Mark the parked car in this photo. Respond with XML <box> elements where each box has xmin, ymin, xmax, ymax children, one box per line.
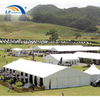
<box><xmin>22</xmin><ymin>83</ymin><xmax>33</xmax><ymax>88</ymax></box>
<box><xmin>91</xmin><ymin>79</ymin><xmax>100</xmax><ymax>87</ymax></box>
<box><xmin>62</xmin><ymin>61</ymin><xmax>72</xmax><ymax>66</ymax></box>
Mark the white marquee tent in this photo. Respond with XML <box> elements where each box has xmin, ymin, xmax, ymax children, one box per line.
<box><xmin>85</xmin><ymin>64</ymin><xmax>100</xmax><ymax>82</ymax></box>
<box><xmin>33</xmin><ymin>45</ymin><xmax>83</xmax><ymax>51</ymax></box>
<box><xmin>79</xmin><ymin>46</ymin><xmax>100</xmax><ymax>51</ymax></box>
<box><xmin>49</xmin><ymin>45</ymin><xmax>83</xmax><ymax>52</ymax></box>
<box><xmin>74</xmin><ymin>52</ymin><xmax>100</xmax><ymax>60</ymax></box>
<box><xmin>33</xmin><ymin>46</ymin><xmax>54</xmax><ymax>50</ymax></box>
<box><xmin>11</xmin><ymin>48</ymin><xmax>29</xmax><ymax>57</ymax></box>
<box><xmin>11</xmin><ymin>48</ymin><xmax>23</xmax><ymax>51</ymax></box>
<box><xmin>33</xmin><ymin>45</ymin><xmax>100</xmax><ymax>52</ymax></box>
<box><xmin>43</xmin><ymin>54</ymin><xmax>79</xmax><ymax>65</ymax></box>
<box><xmin>3</xmin><ymin>59</ymin><xmax>90</xmax><ymax>89</ymax></box>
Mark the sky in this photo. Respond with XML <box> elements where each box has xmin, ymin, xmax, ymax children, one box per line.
<box><xmin>0</xmin><ymin>0</ymin><xmax>100</xmax><ymax>14</ymax></box>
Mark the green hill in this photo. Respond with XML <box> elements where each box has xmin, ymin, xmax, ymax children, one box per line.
<box><xmin>26</xmin><ymin>5</ymin><xmax>100</xmax><ymax>32</ymax></box>
<box><xmin>26</xmin><ymin>4</ymin><xmax>59</xmax><ymax>16</ymax></box>
<box><xmin>0</xmin><ymin>21</ymin><xmax>79</xmax><ymax>40</ymax></box>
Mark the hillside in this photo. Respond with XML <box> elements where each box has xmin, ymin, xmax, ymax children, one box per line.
<box><xmin>0</xmin><ymin>21</ymin><xmax>79</xmax><ymax>40</ymax></box>
<box><xmin>26</xmin><ymin>5</ymin><xmax>100</xmax><ymax>32</ymax></box>
<box><xmin>0</xmin><ymin>21</ymin><xmax>99</xmax><ymax>41</ymax></box>
<box><xmin>26</xmin><ymin>4</ymin><xmax>59</xmax><ymax>16</ymax></box>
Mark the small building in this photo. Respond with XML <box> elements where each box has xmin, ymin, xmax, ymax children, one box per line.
<box><xmin>43</xmin><ymin>54</ymin><xmax>79</xmax><ymax>66</ymax></box>
<box><xmin>3</xmin><ymin>59</ymin><xmax>90</xmax><ymax>89</ymax></box>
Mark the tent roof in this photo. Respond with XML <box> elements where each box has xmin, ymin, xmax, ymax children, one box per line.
<box><xmin>49</xmin><ymin>45</ymin><xmax>83</xmax><ymax>51</ymax></box>
<box><xmin>3</xmin><ymin>59</ymin><xmax>67</xmax><ymax>78</ymax></box>
<box><xmin>24</xmin><ymin>48</ymin><xmax>33</xmax><ymax>51</ymax></box>
<box><xmin>50</xmin><ymin>46</ymin><xmax>100</xmax><ymax>52</ymax></box>
<box><xmin>33</xmin><ymin>46</ymin><xmax>54</xmax><ymax>50</ymax></box>
<box><xmin>33</xmin><ymin>45</ymin><xmax>100</xmax><ymax>52</ymax></box>
<box><xmin>33</xmin><ymin>45</ymin><xmax>83</xmax><ymax>51</ymax></box>
<box><xmin>74</xmin><ymin>52</ymin><xmax>100</xmax><ymax>60</ymax></box>
<box><xmin>12</xmin><ymin>48</ymin><xmax>23</xmax><ymax>51</ymax></box>
<box><xmin>3</xmin><ymin>59</ymin><xmax>89</xmax><ymax>78</ymax></box>
<box><xmin>85</xmin><ymin>64</ymin><xmax>100</xmax><ymax>75</ymax></box>
<box><xmin>79</xmin><ymin>46</ymin><xmax>100</xmax><ymax>51</ymax></box>
<box><xmin>43</xmin><ymin>54</ymin><xmax>79</xmax><ymax>61</ymax></box>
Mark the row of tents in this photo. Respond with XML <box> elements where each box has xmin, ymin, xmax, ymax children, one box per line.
<box><xmin>2</xmin><ymin>59</ymin><xmax>100</xmax><ymax>89</ymax></box>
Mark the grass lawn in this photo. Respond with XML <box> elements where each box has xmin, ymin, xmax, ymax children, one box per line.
<box><xmin>0</xmin><ymin>84</ymin><xmax>100</xmax><ymax>96</ymax></box>
<box><xmin>0</xmin><ymin>44</ymin><xmax>37</xmax><ymax>49</ymax></box>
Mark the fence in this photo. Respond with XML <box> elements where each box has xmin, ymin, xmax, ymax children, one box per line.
<box><xmin>0</xmin><ymin>80</ymin><xmax>45</xmax><ymax>93</ymax></box>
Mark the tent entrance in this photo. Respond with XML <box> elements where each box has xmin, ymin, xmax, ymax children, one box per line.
<box><xmin>40</xmin><ymin>78</ymin><xmax>43</xmax><ymax>87</ymax></box>
<box><xmin>34</xmin><ymin>76</ymin><xmax>37</xmax><ymax>86</ymax></box>
<box><xmin>29</xmin><ymin>74</ymin><xmax>33</xmax><ymax>84</ymax></box>
<box><xmin>49</xmin><ymin>79</ymin><xmax>51</xmax><ymax>89</ymax></box>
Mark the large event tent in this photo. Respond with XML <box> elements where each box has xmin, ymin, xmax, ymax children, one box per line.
<box><xmin>79</xmin><ymin>46</ymin><xmax>100</xmax><ymax>51</ymax></box>
<box><xmin>33</xmin><ymin>45</ymin><xmax>83</xmax><ymax>51</ymax></box>
<box><xmin>74</xmin><ymin>52</ymin><xmax>100</xmax><ymax>59</ymax></box>
<box><xmin>11</xmin><ymin>48</ymin><xmax>29</xmax><ymax>57</ymax></box>
<box><xmin>85</xmin><ymin>64</ymin><xmax>100</xmax><ymax>82</ymax></box>
<box><xmin>49</xmin><ymin>45</ymin><xmax>83</xmax><ymax>52</ymax></box>
<box><xmin>3</xmin><ymin>59</ymin><xmax>90</xmax><ymax>89</ymax></box>
<box><xmin>33</xmin><ymin>46</ymin><xmax>54</xmax><ymax>50</ymax></box>
<box><xmin>43</xmin><ymin>54</ymin><xmax>79</xmax><ymax>65</ymax></box>
<box><xmin>74</xmin><ymin>52</ymin><xmax>100</xmax><ymax>64</ymax></box>
<box><xmin>11</xmin><ymin>48</ymin><xmax>23</xmax><ymax>51</ymax></box>
<box><xmin>33</xmin><ymin>45</ymin><xmax>100</xmax><ymax>52</ymax></box>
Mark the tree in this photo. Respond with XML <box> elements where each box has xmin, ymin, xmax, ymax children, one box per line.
<box><xmin>46</xmin><ymin>29</ymin><xmax>58</xmax><ymax>41</ymax></box>
<box><xmin>84</xmin><ymin>58</ymin><xmax>93</xmax><ymax>67</ymax></box>
<box><xmin>32</xmin><ymin>12</ymin><xmax>45</xmax><ymax>23</ymax></box>
<box><xmin>4</xmin><ymin>14</ymin><xmax>11</xmax><ymax>21</ymax></box>
<box><xmin>19</xmin><ymin>14</ymin><xmax>30</xmax><ymax>21</ymax></box>
<box><xmin>73</xmin><ymin>33</ymin><xmax>81</xmax><ymax>39</ymax></box>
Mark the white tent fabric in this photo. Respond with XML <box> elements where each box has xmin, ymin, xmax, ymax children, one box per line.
<box><xmin>24</xmin><ymin>48</ymin><xmax>33</xmax><ymax>51</ymax></box>
<box><xmin>43</xmin><ymin>54</ymin><xmax>79</xmax><ymax>65</ymax></box>
<box><xmin>3</xmin><ymin>59</ymin><xmax>66</xmax><ymax>78</ymax></box>
<box><xmin>50</xmin><ymin>45</ymin><xmax>83</xmax><ymax>52</ymax></box>
<box><xmin>33</xmin><ymin>45</ymin><xmax>100</xmax><ymax>52</ymax></box>
<box><xmin>33</xmin><ymin>45</ymin><xmax>83</xmax><ymax>51</ymax></box>
<box><xmin>79</xmin><ymin>47</ymin><xmax>100</xmax><ymax>51</ymax></box>
<box><xmin>33</xmin><ymin>46</ymin><xmax>54</xmax><ymax>50</ymax></box>
<box><xmin>84</xmin><ymin>64</ymin><xmax>100</xmax><ymax>82</ymax></box>
<box><xmin>11</xmin><ymin>48</ymin><xmax>23</xmax><ymax>51</ymax></box>
<box><xmin>3</xmin><ymin>59</ymin><xmax>90</xmax><ymax>89</ymax></box>
<box><xmin>74</xmin><ymin>52</ymin><xmax>100</xmax><ymax>60</ymax></box>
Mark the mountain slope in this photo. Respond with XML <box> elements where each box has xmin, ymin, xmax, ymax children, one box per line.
<box><xmin>26</xmin><ymin>4</ymin><xmax>59</xmax><ymax>16</ymax></box>
<box><xmin>0</xmin><ymin>21</ymin><xmax>78</xmax><ymax>40</ymax></box>
<box><xmin>26</xmin><ymin>5</ymin><xmax>100</xmax><ymax>32</ymax></box>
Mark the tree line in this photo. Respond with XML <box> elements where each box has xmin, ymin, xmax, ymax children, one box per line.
<box><xmin>4</xmin><ymin>5</ymin><xmax>100</xmax><ymax>32</ymax></box>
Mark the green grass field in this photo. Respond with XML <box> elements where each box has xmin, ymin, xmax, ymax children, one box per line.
<box><xmin>0</xmin><ymin>84</ymin><xmax>100</xmax><ymax>96</ymax></box>
<box><xmin>0</xmin><ymin>21</ymin><xmax>76</xmax><ymax>40</ymax></box>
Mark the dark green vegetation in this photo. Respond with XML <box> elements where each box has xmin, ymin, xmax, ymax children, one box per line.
<box><xmin>46</xmin><ymin>29</ymin><xmax>58</xmax><ymax>41</ymax></box>
<box><xmin>2</xmin><ymin>4</ymin><xmax>100</xmax><ymax>32</ymax></box>
<box><xmin>27</xmin><ymin>5</ymin><xmax>100</xmax><ymax>32</ymax></box>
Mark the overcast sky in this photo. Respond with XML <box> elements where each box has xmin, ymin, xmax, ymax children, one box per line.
<box><xmin>0</xmin><ymin>0</ymin><xmax>100</xmax><ymax>14</ymax></box>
